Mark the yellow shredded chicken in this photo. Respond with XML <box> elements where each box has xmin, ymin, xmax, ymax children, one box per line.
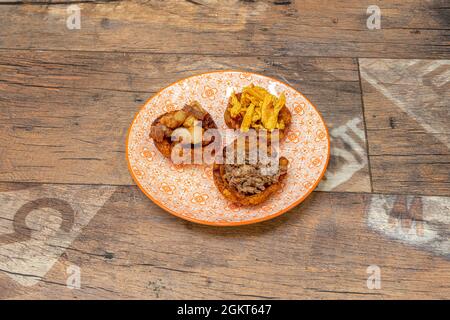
<box><xmin>229</xmin><ymin>93</ymin><xmax>241</xmax><ymax>118</ymax></box>
<box><xmin>230</xmin><ymin>84</ymin><xmax>286</xmax><ymax>132</ymax></box>
<box><xmin>241</xmin><ymin>103</ymin><xmax>255</xmax><ymax>132</ymax></box>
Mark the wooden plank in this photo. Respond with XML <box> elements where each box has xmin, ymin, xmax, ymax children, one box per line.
<box><xmin>0</xmin><ymin>0</ymin><xmax>448</xmax><ymax>58</ymax></box>
<box><xmin>0</xmin><ymin>183</ymin><xmax>448</xmax><ymax>299</ymax></box>
<box><xmin>0</xmin><ymin>50</ymin><xmax>370</xmax><ymax>191</ymax></box>
<box><xmin>4</xmin><ymin>0</ymin><xmax>123</xmax><ymax>2</ymax></box>
<box><xmin>360</xmin><ymin>59</ymin><xmax>450</xmax><ymax>196</ymax></box>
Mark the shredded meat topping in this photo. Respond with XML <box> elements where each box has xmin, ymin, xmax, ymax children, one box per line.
<box><xmin>182</xmin><ymin>102</ymin><xmax>208</xmax><ymax>120</ymax></box>
<box><xmin>223</xmin><ymin>161</ymin><xmax>286</xmax><ymax>195</ymax></box>
<box><xmin>150</xmin><ymin>124</ymin><xmax>172</xmax><ymax>143</ymax></box>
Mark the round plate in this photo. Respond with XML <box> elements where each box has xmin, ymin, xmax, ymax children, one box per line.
<box><xmin>126</xmin><ymin>71</ymin><xmax>330</xmax><ymax>226</ymax></box>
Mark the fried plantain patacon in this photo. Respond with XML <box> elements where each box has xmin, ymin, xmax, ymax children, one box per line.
<box><xmin>150</xmin><ymin>101</ymin><xmax>218</xmax><ymax>160</ymax></box>
<box><xmin>213</xmin><ymin>137</ymin><xmax>289</xmax><ymax>206</ymax></box>
<box><xmin>224</xmin><ymin>84</ymin><xmax>292</xmax><ymax>139</ymax></box>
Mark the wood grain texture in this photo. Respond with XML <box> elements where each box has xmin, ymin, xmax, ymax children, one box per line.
<box><xmin>360</xmin><ymin>59</ymin><xmax>450</xmax><ymax>196</ymax></box>
<box><xmin>0</xmin><ymin>183</ymin><xmax>449</xmax><ymax>299</ymax></box>
<box><xmin>2</xmin><ymin>0</ymin><xmax>124</xmax><ymax>2</ymax></box>
<box><xmin>0</xmin><ymin>50</ymin><xmax>370</xmax><ymax>191</ymax></box>
<box><xmin>0</xmin><ymin>0</ymin><xmax>449</xmax><ymax>301</ymax></box>
<box><xmin>0</xmin><ymin>0</ymin><xmax>448</xmax><ymax>58</ymax></box>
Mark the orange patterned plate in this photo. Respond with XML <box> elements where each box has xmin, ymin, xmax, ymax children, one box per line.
<box><xmin>126</xmin><ymin>71</ymin><xmax>330</xmax><ymax>226</ymax></box>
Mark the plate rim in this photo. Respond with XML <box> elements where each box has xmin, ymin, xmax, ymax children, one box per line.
<box><xmin>125</xmin><ymin>70</ymin><xmax>330</xmax><ymax>226</ymax></box>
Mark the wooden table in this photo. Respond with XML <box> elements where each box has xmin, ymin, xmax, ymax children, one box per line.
<box><xmin>0</xmin><ymin>0</ymin><xmax>449</xmax><ymax>299</ymax></box>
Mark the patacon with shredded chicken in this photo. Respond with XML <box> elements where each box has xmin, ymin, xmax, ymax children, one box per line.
<box><xmin>225</xmin><ymin>84</ymin><xmax>292</xmax><ymax>138</ymax></box>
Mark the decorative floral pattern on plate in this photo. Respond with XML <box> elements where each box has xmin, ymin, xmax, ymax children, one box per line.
<box><xmin>127</xmin><ymin>71</ymin><xmax>329</xmax><ymax>225</ymax></box>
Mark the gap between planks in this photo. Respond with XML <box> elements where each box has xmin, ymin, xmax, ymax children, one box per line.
<box><xmin>0</xmin><ymin>47</ymin><xmax>448</xmax><ymax>60</ymax></box>
<box><xmin>356</xmin><ymin>58</ymin><xmax>374</xmax><ymax>193</ymax></box>
<box><xmin>0</xmin><ymin>180</ymin><xmax>449</xmax><ymax>199</ymax></box>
